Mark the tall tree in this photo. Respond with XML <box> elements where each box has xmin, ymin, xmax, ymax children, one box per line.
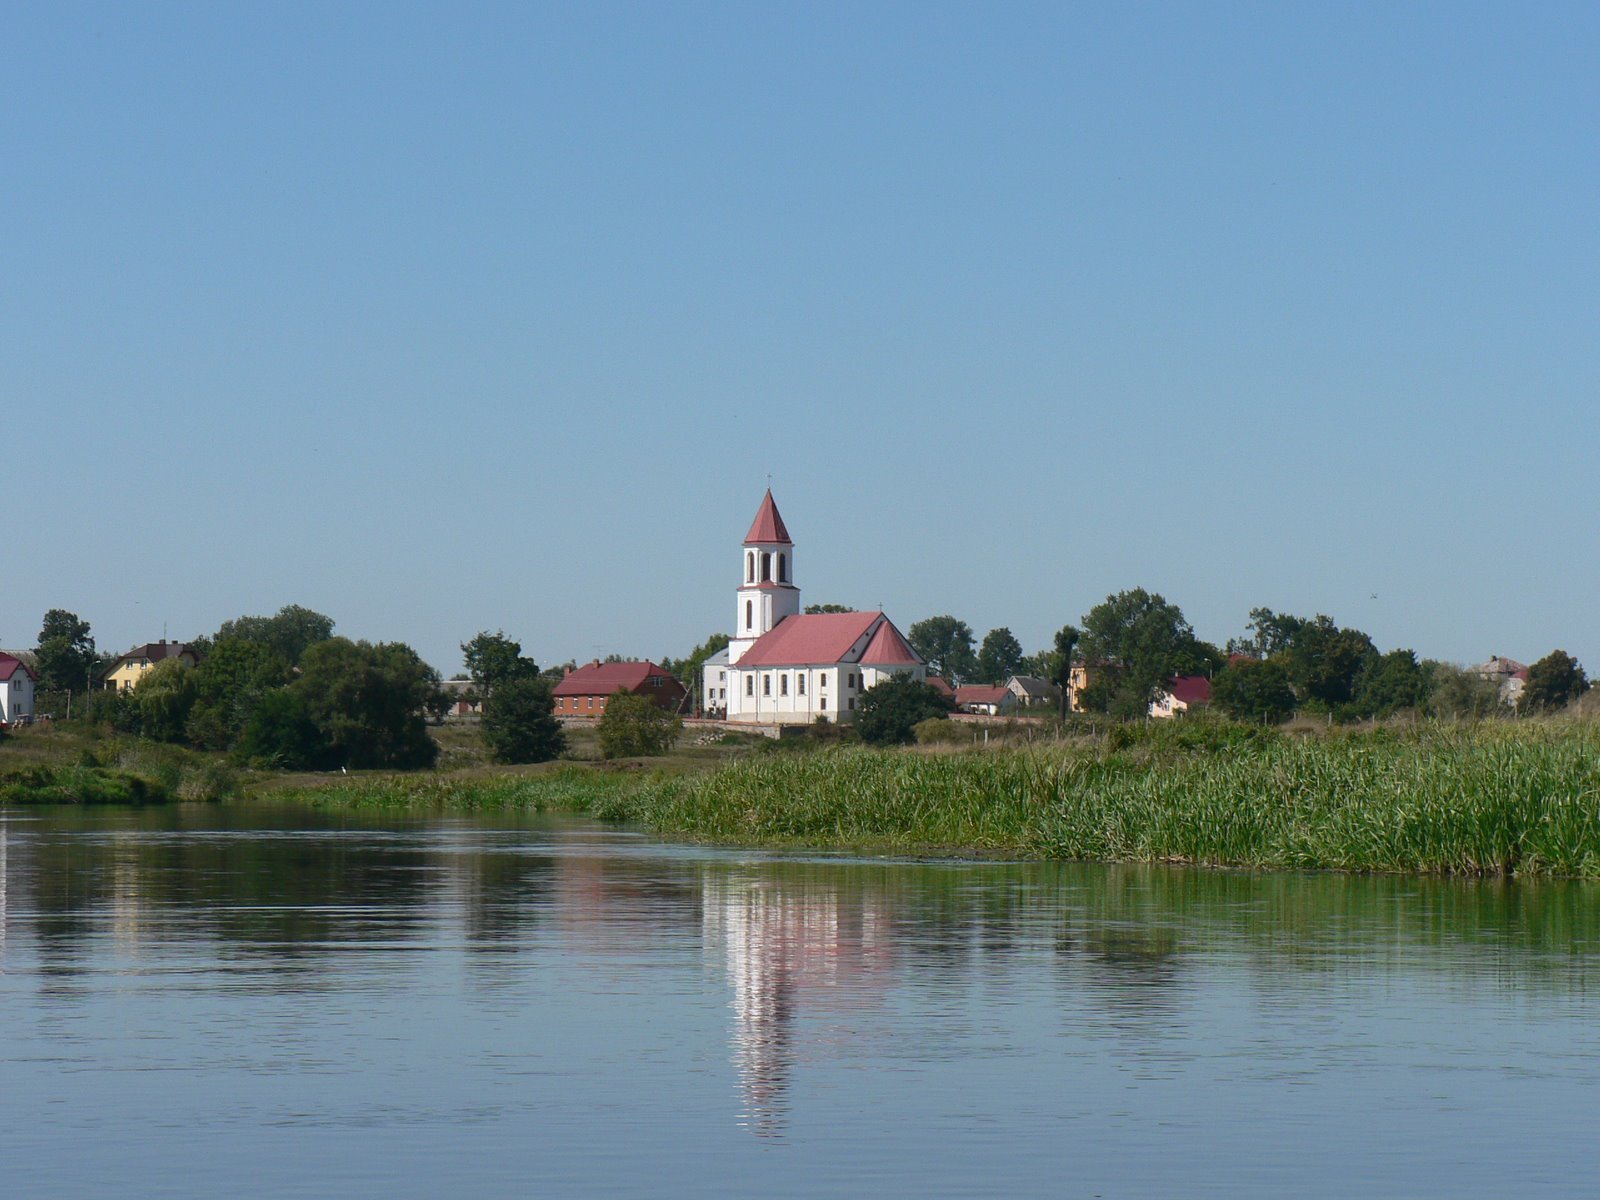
<box><xmin>1352</xmin><ymin>649</ymin><xmax>1432</xmax><ymax>717</ymax></box>
<box><xmin>481</xmin><ymin>677</ymin><xmax>566</xmax><ymax>764</ymax></box>
<box><xmin>184</xmin><ymin>638</ymin><xmax>293</xmax><ymax>749</ymax></box>
<box><xmin>1520</xmin><ymin>651</ymin><xmax>1590</xmax><ymax>714</ymax></box>
<box><xmin>1051</xmin><ymin>625</ymin><xmax>1079</xmax><ymax>718</ymax></box>
<box><xmin>35</xmin><ymin>609</ymin><xmax>97</xmax><ymax>693</ymax></box>
<box><xmin>908</xmin><ymin>616</ymin><xmax>978</xmax><ymax>685</ymax></box>
<box><xmin>1078</xmin><ymin>589</ymin><xmax>1214</xmax><ymax>716</ymax></box>
<box><xmin>1282</xmin><ymin>615</ymin><xmax>1375</xmax><ymax>710</ymax></box>
<box><xmin>460</xmin><ymin>630</ymin><xmax>539</xmax><ymax>699</ymax></box>
<box><xmin>1226</xmin><ymin>608</ymin><xmax>1306</xmax><ymax>660</ymax></box>
<box><xmin>292</xmin><ymin>638</ymin><xmax>444</xmax><ymax>769</ymax></box>
<box><xmin>975</xmin><ymin>627</ymin><xmax>1025</xmax><ymax>685</ymax></box>
<box><xmin>215</xmin><ymin>605</ymin><xmax>334</xmax><ymax>666</ymax></box>
<box><xmin>1211</xmin><ymin>659</ymin><xmax>1297</xmax><ymax>724</ymax></box>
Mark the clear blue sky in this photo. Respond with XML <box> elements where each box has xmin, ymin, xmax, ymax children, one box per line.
<box><xmin>6</xmin><ymin>2</ymin><xmax>1596</xmax><ymax>675</ymax></box>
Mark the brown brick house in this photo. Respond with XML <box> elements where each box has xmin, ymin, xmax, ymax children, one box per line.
<box><xmin>551</xmin><ymin>661</ymin><xmax>687</xmax><ymax>717</ymax></box>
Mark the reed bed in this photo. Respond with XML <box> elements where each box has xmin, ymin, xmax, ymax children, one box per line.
<box><xmin>280</xmin><ymin>721</ymin><xmax>1600</xmax><ymax>878</ymax></box>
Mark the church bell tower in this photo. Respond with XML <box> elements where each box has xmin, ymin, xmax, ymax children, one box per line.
<box><xmin>728</xmin><ymin>489</ymin><xmax>800</xmax><ymax>666</ymax></box>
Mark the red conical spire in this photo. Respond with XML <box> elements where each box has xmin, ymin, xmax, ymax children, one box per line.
<box><xmin>743</xmin><ymin>489</ymin><xmax>793</xmax><ymax>545</ymax></box>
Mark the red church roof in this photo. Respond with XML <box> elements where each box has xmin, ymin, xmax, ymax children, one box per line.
<box><xmin>552</xmin><ymin>660</ymin><xmax>680</xmax><ymax>697</ymax></box>
<box><xmin>736</xmin><ymin>611</ymin><xmax>881</xmax><ymax>668</ymax></box>
<box><xmin>859</xmin><ymin>619</ymin><xmax>922</xmax><ymax>666</ymax></box>
<box><xmin>0</xmin><ymin>652</ymin><xmax>35</xmax><ymax>682</ymax></box>
<box><xmin>743</xmin><ymin>489</ymin><xmax>793</xmax><ymax>546</ymax></box>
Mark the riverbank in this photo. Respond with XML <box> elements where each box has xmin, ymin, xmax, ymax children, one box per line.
<box><xmin>271</xmin><ymin>719</ymin><xmax>1600</xmax><ymax>878</ymax></box>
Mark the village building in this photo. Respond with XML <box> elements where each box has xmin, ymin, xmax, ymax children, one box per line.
<box><xmin>552</xmin><ymin>660</ymin><xmax>687</xmax><ymax>718</ymax></box>
<box><xmin>724</xmin><ymin>491</ymin><xmax>924</xmax><ymax>724</ymax></box>
<box><xmin>953</xmin><ymin>684</ymin><xmax>1014</xmax><ymax>716</ymax></box>
<box><xmin>0</xmin><ymin>652</ymin><xmax>37</xmax><ymax>725</ymax></box>
<box><xmin>1473</xmin><ymin>655</ymin><xmax>1529</xmax><ymax>707</ymax></box>
<box><xmin>1150</xmin><ymin>675</ymin><xmax>1213</xmax><ymax>718</ymax></box>
<box><xmin>1004</xmin><ymin>675</ymin><xmax>1056</xmax><ymax>709</ymax></box>
<box><xmin>103</xmin><ymin>641</ymin><xmax>201</xmax><ymax>692</ymax></box>
<box><xmin>702</xmin><ymin>646</ymin><xmax>730</xmax><ymax>718</ymax></box>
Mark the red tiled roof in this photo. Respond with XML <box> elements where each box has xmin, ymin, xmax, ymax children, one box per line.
<box><xmin>859</xmin><ymin>619</ymin><xmax>921</xmax><ymax>666</ymax></box>
<box><xmin>1167</xmin><ymin>676</ymin><xmax>1213</xmax><ymax>706</ymax></box>
<box><xmin>114</xmin><ymin>641</ymin><xmax>197</xmax><ymax>667</ymax></box>
<box><xmin>552</xmin><ymin>660</ymin><xmax>680</xmax><ymax>697</ymax></box>
<box><xmin>955</xmin><ymin>685</ymin><xmax>1009</xmax><ymax>705</ymax></box>
<box><xmin>0</xmin><ymin>652</ymin><xmax>35</xmax><ymax>682</ymax></box>
<box><xmin>736</xmin><ymin>611</ymin><xmax>880</xmax><ymax>667</ymax></box>
<box><xmin>743</xmin><ymin>489</ymin><xmax>793</xmax><ymax>545</ymax></box>
<box><xmin>926</xmin><ymin>675</ymin><xmax>955</xmax><ymax>697</ymax></box>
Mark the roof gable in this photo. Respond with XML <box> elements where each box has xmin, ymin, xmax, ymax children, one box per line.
<box><xmin>737</xmin><ymin>611</ymin><xmax>882</xmax><ymax>667</ymax></box>
<box><xmin>0</xmin><ymin>652</ymin><xmax>35</xmax><ymax>682</ymax></box>
<box><xmin>859</xmin><ymin>619</ymin><xmax>922</xmax><ymax>666</ymax></box>
<box><xmin>1167</xmin><ymin>676</ymin><xmax>1213</xmax><ymax>705</ymax></box>
<box><xmin>743</xmin><ymin>489</ymin><xmax>793</xmax><ymax>546</ymax></box>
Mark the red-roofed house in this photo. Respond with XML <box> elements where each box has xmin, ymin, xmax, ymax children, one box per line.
<box><xmin>552</xmin><ymin>661</ymin><xmax>687</xmax><ymax>718</ymax></box>
<box><xmin>953</xmin><ymin>684</ymin><xmax>1013</xmax><ymax>716</ymax></box>
<box><xmin>723</xmin><ymin>491</ymin><xmax>925</xmax><ymax>724</ymax></box>
<box><xmin>0</xmin><ymin>652</ymin><xmax>37</xmax><ymax>725</ymax></box>
<box><xmin>1150</xmin><ymin>675</ymin><xmax>1212</xmax><ymax>718</ymax></box>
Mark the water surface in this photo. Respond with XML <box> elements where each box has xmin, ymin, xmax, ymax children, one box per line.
<box><xmin>3</xmin><ymin>804</ymin><xmax>1598</xmax><ymax>1197</ymax></box>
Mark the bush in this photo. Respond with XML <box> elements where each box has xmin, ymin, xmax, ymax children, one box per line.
<box><xmin>481</xmin><ymin>677</ymin><xmax>567</xmax><ymax>764</ymax></box>
<box><xmin>598</xmin><ymin>692</ymin><xmax>681</xmax><ymax>758</ymax></box>
<box><xmin>914</xmin><ymin>717</ymin><xmax>974</xmax><ymax>746</ymax></box>
<box><xmin>856</xmin><ymin>677</ymin><xmax>955</xmax><ymax>746</ymax></box>
<box><xmin>238</xmin><ymin>690</ymin><xmax>331</xmax><ymax>769</ymax></box>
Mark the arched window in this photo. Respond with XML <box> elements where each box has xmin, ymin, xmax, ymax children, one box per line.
<box><xmin>746</xmin><ymin>600</ymin><xmax>753</xmax><ymax>630</ymax></box>
<box><xmin>760</xmin><ymin>552</ymin><xmax>771</xmax><ymax>582</ymax></box>
<box><xmin>746</xmin><ymin>552</ymin><xmax>754</xmax><ymax>583</ymax></box>
<box><xmin>777</xmin><ymin>553</ymin><xmax>787</xmax><ymax>583</ymax></box>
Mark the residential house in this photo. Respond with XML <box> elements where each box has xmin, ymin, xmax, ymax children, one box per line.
<box><xmin>441</xmin><ymin>679</ymin><xmax>482</xmax><ymax>718</ymax></box>
<box><xmin>1004</xmin><ymin>674</ymin><xmax>1057</xmax><ymax>709</ymax></box>
<box><xmin>953</xmin><ymin>685</ymin><xmax>1014</xmax><ymax>716</ymax></box>
<box><xmin>1150</xmin><ymin>676</ymin><xmax>1212</xmax><ymax>719</ymax></box>
<box><xmin>1473</xmin><ymin>656</ymin><xmax>1529</xmax><ymax>707</ymax></box>
<box><xmin>925</xmin><ymin>675</ymin><xmax>956</xmax><ymax>702</ymax></box>
<box><xmin>103</xmin><ymin>641</ymin><xmax>201</xmax><ymax>692</ymax></box>
<box><xmin>0</xmin><ymin>652</ymin><xmax>36</xmax><ymax>724</ymax></box>
<box><xmin>552</xmin><ymin>661</ymin><xmax>687</xmax><ymax>718</ymax></box>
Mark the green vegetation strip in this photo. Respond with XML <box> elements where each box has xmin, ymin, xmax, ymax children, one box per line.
<box><xmin>277</xmin><ymin>721</ymin><xmax>1600</xmax><ymax>878</ymax></box>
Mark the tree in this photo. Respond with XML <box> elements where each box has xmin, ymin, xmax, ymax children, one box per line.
<box><xmin>659</xmin><ymin>632</ymin><xmax>731</xmax><ymax>711</ymax></box>
<box><xmin>908</xmin><ymin>616</ymin><xmax>978</xmax><ymax>685</ymax></box>
<box><xmin>292</xmin><ymin>638</ymin><xmax>444</xmax><ymax>769</ymax></box>
<box><xmin>185</xmin><ymin>638</ymin><xmax>293</xmax><ymax>749</ymax></box>
<box><xmin>1226</xmin><ymin>608</ymin><xmax>1306</xmax><ymax>660</ymax></box>
<box><xmin>1078</xmin><ymin>590</ymin><xmax>1215</xmax><ymax>716</ymax></box>
<box><xmin>132</xmin><ymin>658</ymin><xmax>199</xmax><ymax>742</ymax></box>
<box><xmin>804</xmin><ymin>604</ymin><xmax>852</xmax><ymax>614</ymax></box>
<box><xmin>237</xmin><ymin>690</ymin><xmax>330</xmax><ymax>769</ymax></box>
<box><xmin>975</xmin><ymin>627</ymin><xmax>1025</xmax><ymax>685</ymax></box>
<box><xmin>215</xmin><ymin>605</ymin><xmax>334</xmax><ymax>666</ymax></box>
<box><xmin>1352</xmin><ymin>649</ymin><xmax>1432</xmax><ymax>718</ymax></box>
<box><xmin>1211</xmin><ymin>659</ymin><xmax>1297</xmax><ymax>724</ymax></box>
<box><xmin>481</xmin><ymin>677</ymin><xmax>567</xmax><ymax>764</ymax></box>
<box><xmin>598</xmin><ymin>692</ymin><xmax>681</xmax><ymax>758</ymax></box>
<box><xmin>461</xmin><ymin>630</ymin><xmax>540</xmax><ymax>700</ymax></box>
<box><xmin>855</xmin><ymin>676</ymin><xmax>955</xmax><ymax>746</ymax></box>
<box><xmin>1428</xmin><ymin>664</ymin><xmax>1506</xmax><ymax>719</ymax></box>
<box><xmin>1520</xmin><ymin>651</ymin><xmax>1590</xmax><ymax>714</ymax></box>
<box><xmin>1282</xmin><ymin>615</ymin><xmax>1375</xmax><ymax>710</ymax></box>
<box><xmin>35</xmin><ymin>609</ymin><xmax>97</xmax><ymax>694</ymax></box>
<box><xmin>1051</xmin><ymin>625</ymin><xmax>1079</xmax><ymax>718</ymax></box>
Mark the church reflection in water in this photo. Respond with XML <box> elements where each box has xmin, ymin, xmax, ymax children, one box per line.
<box><xmin>701</xmin><ymin>872</ymin><xmax>894</xmax><ymax>1137</ymax></box>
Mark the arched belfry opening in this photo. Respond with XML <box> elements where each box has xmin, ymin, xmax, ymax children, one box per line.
<box><xmin>777</xmin><ymin>553</ymin><xmax>788</xmax><ymax>583</ymax></box>
<box><xmin>760</xmin><ymin>552</ymin><xmax>771</xmax><ymax>582</ymax></box>
<box><xmin>746</xmin><ymin>552</ymin><xmax>754</xmax><ymax>583</ymax></box>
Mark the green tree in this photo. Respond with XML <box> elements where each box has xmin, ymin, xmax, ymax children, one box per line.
<box><xmin>481</xmin><ymin>677</ymin><xmax>567</xmax><ymax>764</ymax></box>
<box><xmin>1283</xmin><ymin>615</ymin><xmax>1375</xmax><ymax>710</ymax></box>
<box><xmin>975</xmin><ymin>627</ymin><xmax>1025</xmax><ymax>685</ymax></box>
<box><xmin>1078</xmin><ymin>589</ymin><xmax>1215</xmax><ymax>716</ymax></box>
<box><xmin>598</xmin><ymin>692</ymin><xmax>681</xmax><ymax>758</ymax></box>
<box><xmin>1428</xmin><ymin>664</ymin><xmax>1506</xmax><ymax>719</ymax></box>
<box><xmin>185</xmin><ymin>638</ymin><xmax>293</xmax><ymax>749</ymax></box>
<box><xmin>1051</xmin><ymin>625</ymin><xmax>1079</xmax><ymax>718</ymax></box>
<box><xmin>215</xmin><ymin>605</ymin><xmax>334</xmax><ymax>666</ymax></box>
<box><xmin>461</xmin><ymin>630</ymin><xmax>540</xmax><ymax>700</ymax></box>
<box><xmin>292</xmin><ymin>638</ymin><xmax>444</xmax><ymax>769</ymax></box>
<box><xmin>35</xmin><ymin>609</ymin><xmax>97</xmax><ymax>694</ymax></box>
<box><xmin>133</xmin><ymin>658</ymin><xmax>199</xmax><ymax>743</ymax></box>
<box><xmin>908</xmin><ymin>616</ymin><xmax>978</xmax><ymax>685</ymax></box>
<box><xmin>855</xmin><ymin>676</ymin><xmax>955</xmax><ymax>746</ymax></box>
<box><xmin>1211</xmin><ymin>659</ymin><xmax>1297</xmax><ymax>724</ymax></box>
<box><xmin>804</xmin><ymin>604</ymin><xmax>852</xmax><ymax>614</ymax></box>
<box><xmin>1226</xmin><ymin>608</ymin><xmax>1306</xmax><ymax>660</ymax></box>
<box><xmin>1520</xmin><ymin>651</ymin><xmax>1590</xmax><ymax>714</ymax></box>
<box><xmin>1352</xmin><ymin>649</ymin><xmax>1432</xmax><ymax>718</ymax></box>
<box><xmin>237</xmin><ymin>690</ymin><xmax>330</xmax><ymax>769</ymax></box>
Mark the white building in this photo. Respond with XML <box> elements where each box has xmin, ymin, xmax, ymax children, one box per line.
<box><xmin>0</xmin><ymin>653</ymin><xmax>36</xmax><ymax>725</ymax></box>
<box><xmin>724</xmin><ymin>491</ymin><xmax>924</xmax><ymax>725</ymax></box>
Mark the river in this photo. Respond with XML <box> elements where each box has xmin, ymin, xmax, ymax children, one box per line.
<box><xmin>2</xmin><ymin>804</ymin><xmax>1598</xmax><ymax>1197</ymax></box>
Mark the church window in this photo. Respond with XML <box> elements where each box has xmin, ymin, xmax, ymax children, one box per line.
<box><xmin>820</xmin><ymin>697</ymin><xmax>827</xmax><ymax>711</ymax></box>
<box><xmin>777</xmin><ymin>553</ymin><xmax>787</xmax><ymax>583</ymax></box>
<box><xmin>746</xmin><ymin>676</ymin><xmax>754</xmax><ymax>696</ymax></box>
<box><xmin>760</xmin><ymin>552</ymin><xmax>771</xmax><ymax>582</ymax></box>
<box><xmin>796</xmin><ymin>675</ymin><xmax>805</xmax><ymax>695</ymax></box>
<box><xmin>763</xmin><ymin>675</ymin><xmax>771</xmax><ymax>696</ymax></box>
<box><xmin>780</xmin><ymin>675</ymin><xmax>788</xmax><ymax>696</ymax></box>
<box><xmin>849</xmin><ymin>698</ymin><xmax>855</xmax><ymax>710</ymax></box>
<box><xmin>746</xmin><ymin>600</ymin><xmax>753</xmax><ymax>630</ymax></box>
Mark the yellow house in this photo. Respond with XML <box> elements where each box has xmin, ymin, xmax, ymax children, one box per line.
<box><xmin>103</xmin><ymin>641</ymin><xmax>200</xmax><ymax>691</ymax></box>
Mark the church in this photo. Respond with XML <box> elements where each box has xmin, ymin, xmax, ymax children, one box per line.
<box><xmin>703</xmin><ymin>491</ymin><xmax>925</xmax><ymax>724</ymax></box>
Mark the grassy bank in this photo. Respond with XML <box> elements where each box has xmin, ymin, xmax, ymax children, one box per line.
<box><xmin>271</xmin><ymin>718</ymin><xmax>1600</xmax><ymax>878</ymax></box>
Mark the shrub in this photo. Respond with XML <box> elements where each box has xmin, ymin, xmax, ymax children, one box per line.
<box><xmin>856</xmin><ymin>677</ymin><xmax>954</xmax><ymax>746</ymax></box>
<box><xmin>481</xmin><ymin>677</ymin><xmax>567</xmax><ymax>764</ymax></box>
<box><xmin>598</xmin><ymin>692</ymin><xmax>681</xmax><ymax>758</ymax></box>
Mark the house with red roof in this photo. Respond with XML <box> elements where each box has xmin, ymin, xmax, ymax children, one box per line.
<box><xmin>953</xmin><ymin>684</ymin><xmax>1014</xmax><ymax>716</ymax></box>
<box><xmin>724</xmin><ymin>491</ymin><xmax>925</xmax><ymax>724</ymax></box>
<box><xmin>551</xmin><ymin>660</ymin><xmax>687</xmax><ymax>718</ymax></box>
<box><xmin>0</xmin><ymin>652</ymin><xmax>37</xmax><ymax>725</ymax></box>
<box><xmin>1150</xmin><ymin>675</ymin><xmax>1212</xmax><ymax>719</ymax></box>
